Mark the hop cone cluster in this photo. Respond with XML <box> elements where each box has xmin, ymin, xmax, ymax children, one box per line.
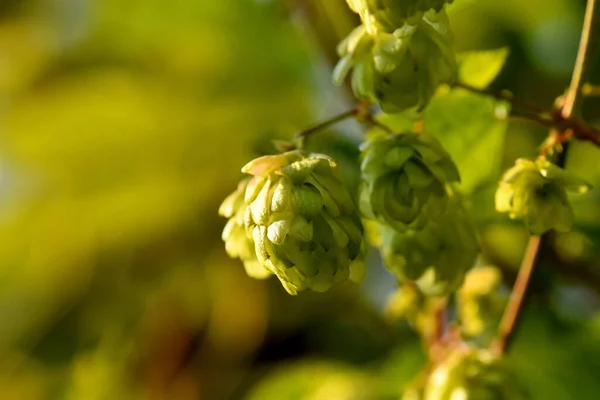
<box><xmin>379</xmin><ymin>190</ymin><xmax>478</xmax><ymax>296</ymax></box>
<box><xmin>333</xmin><ymin>8</ymin><xmax>456</xmax><ymax>112</ymax></box>
<box><xmin>495</xmin><ymin>157</ymin><xmax>591</xmax><ymax>235</ymax></box>
<box><xmin>219</xmin><ymin>150</ymin><xmax>365</xmax><ymax>295</ymax></box>
<box><xmin>345</xmin><ymin>0</ymin><xmax>454</xmax><ymax>33</ymax></box>
<box><xmin>425</xmin><ymin>346</ymin><xmax>529</xmax><ymax>399</ymax></box>
<box><xmin>359</xmin><ymin>130</ymin><xmax>460</xmax><ymax>231</ymax></box>
<box><xmin>457</xmin><ymin>266</ymin><xmax>508</xmax><ymax>339</ymax></box>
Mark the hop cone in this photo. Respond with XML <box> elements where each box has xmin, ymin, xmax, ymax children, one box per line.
<box><xmin>220</xmin><ymin>150</ymin><xmax>366</xmax><ymax>295</ymax></box>
<box><xmin>495</xmin><ymin>157</ymin><xmax>591</xmax><ymax>235</ymax></box>
<box><xmin>457</xmin><ymin>266</ymin><xmax>508</xmax><ymax>339</ymax></box>
<box><xmin>333</xmin><ymin>10</ymin><xmax>456</xmax><ymax>112</ymax></box>
<box><xmin>346</xmin><ymin>0</ymin><xmax>454</xmax><ymax>33</ymax></box>
<box><xmin>379</xmin><ymin>191</ymin><xmax>478</xmax><ymax>296</ymax></box>
<box><xmin>359</xmin><ymin>130</ymin><xmax>460</xmax><ymax>231</ymax></box>
<box><xmin>425</xmin><ymin>346</ymin><xmax>529</xmax><ymax>399</ymax></box>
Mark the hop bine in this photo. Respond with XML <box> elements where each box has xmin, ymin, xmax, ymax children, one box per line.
<box><xmin>495</xmin><ymin>157</ymin><xmax>591</xmax><ymax>235</ymax></box>
<box><xmin>333</xmin><ymin>8</ymin><xmax>456</xmax><ymax>112</ymax></box>
<box><xmin>379</xmin><ymin>189</ymin><xmax>479</xmax><ymax>297</ymax></box>
<box><xmin>359</xmin><ymin>130</ymin><xmax>461</xmax><ymax>232</ymax></box>
<box><xmin>219</xmin><ymin>150</ymin><xmax>366</xmax><ymax>295</ymax></box>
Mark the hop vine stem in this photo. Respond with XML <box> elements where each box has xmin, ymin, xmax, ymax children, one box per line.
<box><xmin>454</xmin><ymin>82</ymin><xmax>600</xmax><ymax>148</ymax></box>
<box><xmin>294</xmin><ymin>108</ymin><xmax>357</xmax><ymax>140</ymax></box>
<box><xmin>453</xmin><ymin>82</ymin><xmax>547</xmax><ymax>114</ymax></box>
<box><xmin>492</xmin><ymin>0</ymin><xmax>600</xmax><ymax>355</ymax></box>
<box><xmin>294</xmin><ymin>102</ymin><xmax>393</xmax><ymax>142</ymax></box>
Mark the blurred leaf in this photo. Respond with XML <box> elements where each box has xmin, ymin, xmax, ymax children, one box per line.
<box><xmin>457</xmin><ymin>47</ymin><xmax>510</xmax><ymax>89</ymax></box>
<box><xmin>376</xmin><ymin>337</ymin><xmax>426</xmax><ymax>397</ymax></box>
<box><xmin>424</xmin><ymin>90</ymin><xmax>509</xmax><ymax>193</ymax></box>
<box><xmin>245</xmin><ymin>360</ymin><xmax>379</xmax><ymax>400</ymax></box>
<box><xmin>510</xmin><ymin>310</ymin><xmax>600</xmax><ymax>400</ymax></box>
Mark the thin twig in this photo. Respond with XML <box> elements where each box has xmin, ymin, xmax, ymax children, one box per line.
<box><xmin>492</xmin><ymin>0</ymin><xmax>600</xmax><ymax>355</ymax></box>
<box><xmin>491</xmin><ymin>236</ymin><xmax>542</xmax><ymax>354</ymax></box>
<box><xmin>582</xmin><ymin>83</ymin><xmax>600</xmax><ymax>96</ymax></box>
<box><xmin>294</xmin><ymin>108</ymin><xmax>357</xmax><ymax>140</ymax></box>
<box><xmin>454</xmin><ymin>82</ymin><xmax>547</xmax><ymax>113</ymax></box>
<box><xmin>457</xmin><ymin>82</ymin><xmax>600</xmax><ymax>148</ymax></box>
<box><xmin>509</xmin><ymin>110</ymin><xmax>556</xmax><ymax>127</ymax></box>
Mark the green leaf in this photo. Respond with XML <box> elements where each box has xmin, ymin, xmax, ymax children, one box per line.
<box><xmin>244</xmin><ymin>360</ymin><xmax>376</xmax><ymax>400</ymax></box>
<box><xmin>457</xmin><ymin>47</ymin><xmax>510</xmax><ymax>89</ymax></box>
<box><xmin>423</xmin><ymin>90</ymin><xmax>509</xmax><ymax>193</ymax></box>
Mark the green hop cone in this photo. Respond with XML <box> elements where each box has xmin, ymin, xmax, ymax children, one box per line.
<box><xmin>359</xmin><ymin>130</ymin><xmax>460</xmax><ymax>231</ymax></box>
<box><xmin>425</xmin><ymin>346</ymin><xmax>529</xmax><ymax>399</ymax></box>
<box><xmin>495</xmin><ymin>157</ymin><xmax>591</xmax><ymax>235</ymax></box>
<box><xmin>219</xmin><ymin>178</ymin><xmax>270</xmax><ymax>279</ymax></box>
<box><xmin>457</xmin><ymin>266</ymin><xmax>508</xmax><ymax>339</ymax></box>
<box><xmin>345</xmin><ymin>0</ymin><xmax>454</xmax><ymax>33</ymax></box>
<box><xmin>238</xmin><ymin>150</ymin><xmax>366</xmax><ymax>295</ymax></box>
<box><xmin>333</xmin><ymin>9</ymin><xmax>457</xmax><ymax>112</ymax></box>
<box><xmin>379</xmin><ymin>191</ymin><xmax>478</xmax><ymax>296</ymax></box>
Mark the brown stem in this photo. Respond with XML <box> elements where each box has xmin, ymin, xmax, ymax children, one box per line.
<box><xmin>509</xmin><ymin>110</ymin><xmax>555</xmax><ymax>127</ymax></box>
<box><xmin>491</xmin><ymin>236</ymin><xmax>541</xmax><ymax>354</ymax></box>
<box><xmin>491</xmin><ymin>0</ymin><xmax>600</xmax><ymax>355</ymax></box>
<box><xmin>294</xmin><ymin>108</ymin><xmax>357</xmax><ymax>140</ymax></box>
<box><xmin>454</xmin><ymin>82</ymin><xmax>547</xmax><ymax>114</ymax></box>
<box><xmin>457</xmin><ymin>83</ymin><xmax>600</xmax><ymax>148</ymax></box>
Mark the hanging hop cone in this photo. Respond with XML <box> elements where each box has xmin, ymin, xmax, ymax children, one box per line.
<box><xmin>495</xmin><ymin>157</ymin><xmax>591</xmax><ymax>235</ymax></box>
<box><xmin>346</xmin><ymin>0</ymin><xmax>454</xmax><ymax>33</ymax></box>
<box><xmin>219</xmin><ymin>178</ymin><xmax>269</xmax><ymax>280</ymax></box>
<box><xmin>425</xmin><ymin>346</ymin><xmax>529</xmax><ymax>399</ymax></box>
<box><xmin>220</xmin><ymin>150</ymin><xmax>366</xmax><ymax>295</ymax></box>
<box><xmin>379</xmin><ymin>190</ymin><xmax>478</xmax><ymax>297</ymax></box>
<box><xmin>359</xmin><ymin>130</ymin><xmax>460</xmax><ymax>232</ymax></box>
<box><xmin>333</xmin><ymin>9</ymin><xmax>456</xmax><ymax>113</ymax></box>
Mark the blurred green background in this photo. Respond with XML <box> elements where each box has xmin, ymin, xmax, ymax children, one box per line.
<box><xmin>1</xmin><ymin>0</ymin><xmax>600</xmax><ymax>399</ymax></box>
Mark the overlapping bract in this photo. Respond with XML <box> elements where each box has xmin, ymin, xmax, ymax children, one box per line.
<box><xmin>359</xmin><ymin>131</ymin><xmax>460</xmax><ymax>231</ymax></box>
<box><xmin>219</xmin><ymin>150</ymin><xmax>365</xmax><ymax>295</ymax></box>
<box><xmin>219</xmin><ymin>178</ymin><xmax>267</xmax><ymax>279</ymax></box>
<box><xmin>495</xmin><ymin>157</ymin><xmax>591</xmax><ymax>235</ymax></box>
<box><xmin>425</xmin><ymin>346</ymin><xmax>529</xmax><ymax>399</ymax></box>
<box><xmin>333</xmin><ymin>8</ymin><xmax>456</xmax><ymax>112</ymax></box>
<box><xmin>379</xmin><ymin>191</ymin><xmax>478</xmax><ymax>296</ymax></box>
<box><xmin>457</xmin><ymin>266</ymin><xmax>508</xmax><ymax>338</ymax></box>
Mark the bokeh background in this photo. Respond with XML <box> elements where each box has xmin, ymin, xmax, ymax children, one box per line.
<box><xmin>1</xmin><ymin>0</ymin><xmax>600</xmax><ymax>399</ymax></box>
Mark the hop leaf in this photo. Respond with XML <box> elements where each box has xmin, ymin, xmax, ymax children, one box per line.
<box><xmin>457</xmin><ymin>266</ymin><xmax>508</xmax><ymax>339</ymax></box>
<box><xmin>495</xmin><ymin>157</ymin><xmax>591</xmax><ymax>235</ymax></box>
<box><xmin>425</xmin><ymin>346</ymin><xmax>529</xmax><ymax>399</ymax></box>
<box><xmin>220</xmin><ymin>150</ymin><xmax>366</xmax><ymax>295</ymax></box>
<box><xmin>379</xmin><ymin>190</ymin><xmax>478</xmax><ymax>296</ymax></box>
<box><xmin>359</xmin><ymin>130</ymin><xmax>460</xmax><ymax>231</ymax></box>
<box><xmin>334</xmin><ymin>10</ymin><xmax>457</xmax><ymax>112</ymax></box>
<box><xmin>345</xmin><ymin>0</ymin><xmax>454</xmax><ymax>33</ymax></box>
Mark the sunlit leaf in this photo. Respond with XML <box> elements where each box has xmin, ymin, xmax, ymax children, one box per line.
<box><xmin>457</xmin><ymin>47</ymin><xmax>510</xmax><ymax>89</ymax></box>
<box><xmin>423</xmin><ymin>90</ymin><xmax>509</xmax><ymax>193</ymax></box>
